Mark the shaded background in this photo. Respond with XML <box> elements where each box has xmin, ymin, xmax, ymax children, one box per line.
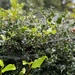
<box><xmin>0</xmin><ymin>0</ymin><xmax>75</xmax><ymax>11</ymax></box>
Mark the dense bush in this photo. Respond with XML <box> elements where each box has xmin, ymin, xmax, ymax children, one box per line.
<box><xmin>0</xmin><ymin>0</ymin><xmax>75</xmax><ymax>75</ymax></box>
<box><xmin>0</xmin><ymin>0</ymin><xmax>75</xmax><ymax>12</ymax></box>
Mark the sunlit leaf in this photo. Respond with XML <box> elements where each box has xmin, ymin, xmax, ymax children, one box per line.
<box><xmin>21</xmin><ymin>26</ymin><xmax>28</xmax><ymax>32</ymax></box>
<box><xmin>0</xmin><ymin>60</ymin><xmax>4</xmax><ymax>68</ymax></box>
<box><xmin>10</xmin><ymin>0</ymin><xmax>18</xmax><ymax>8</ymax></box>
<box><xmin>52</xmin><ymin>29</ymin><xmax>56</xmax><ymax>34</ymax></box>
<box><xmin>31</xmin><ymin>56</ymin><xmax>47</xmax><ymax>68</ymax></box>
<box><xmin>70</xmin><ymin>13</ymin><xmax>75</xmax><ymax>18</ymax></box>
<box><xmin>47</xmin><ymin>28</ymin><xmax>52</xmax><ymax>33</ymax></box>
<box><xmin>43</xmin><ymin>28</ymin><xmax>52</xmax><ymax>34</ymax></box>
<box><xmin>19</xmin><ymin>68</ymin><xmax>26</xmax><ymax>75</ymax></box>
<box><xmin>2</xmin><ymin>64</ymin><xmax>16</xmax><ymax>73</ymax></box>
<box><xmin>22</xmin><ymin>61</ymin><xmax>28</xmax><ymax>65</ymax></box>
<box><xmin>0</xmin><ymin>35</ymin><xmax>6</xmax><ymax>41</ymax></box>
<box><xmin>31</xmin><ymin>28</ymin><xmax>37</xmax><ymax>33</ymax></box>
<box><xmin>22</xmin><ymin>61</ymin><xmax>33</xmax><ymax>65</ymax></box>
<box><xmin>37</xmin><ymin>33</ymin><xmax>42</xmax><ymax>37</ymax></box>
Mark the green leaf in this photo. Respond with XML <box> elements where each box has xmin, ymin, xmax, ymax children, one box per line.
<box><xmin>52</xmin><ymin>29</ymin><xmax>56</xmax><ymax>34</ymax></box>
<box><xmin>31</xmin><ymin>56</ymin><xmax>47</xmax><ymax>68</ymax></box>
<box><xmin>22</xmin><ymin>61</ymin><xmax>28</xmax><ymax>65</ymax></box>
<box><xmin>10</xmin><ymin>0</ymin><xmax>18</xmax><ymax>8</ymax></box>
<box><xmin>22</xmin><ymin>61</ymin><xmax>33</xmax><ymax>65</ymax></box>
<box><xmin>0</xmin><ymin>35</ymin><xmax>6</xmax><ymax>41</ymax></box>
<box><xmin>21</xmin><ymin>26</ymin><xmax>28</xmax><ymax>32</ymax></box>
<box><xmin>2</xmin><ymin>64</ymin><xmax>16</xmax><ymax>73</ymax></box>
<box><xmin>56</xmin><ymin>17</ymin><xmax>62</xmax><ymax>24</ymax></box>
<box><xmin>31</xmin><ymin>28</ymin><xmax>37</xmax><ymax>33</ymax></box>
<box><xmin>28</xmin><ymin>62</ymin><xmax>33</xmax><ymax>65</ymax></box>
<box><xmin>0</xmin><ymin>60</ymin><xmax>4</xmax><ymax>68</ymax></box>
<box><xmin>47</xmin><ymin>28</ymin><xmax>52</xmax><ymax>33</ymax></box>
<box><xmin>43</xmin><ymin>28</ymin><xmax>52</xmax><ymax>35</ymax></box>
<box><xmin>19</xmin><ymin>68</ymin><xmax>26</xmax><ymax>75</ymax></box>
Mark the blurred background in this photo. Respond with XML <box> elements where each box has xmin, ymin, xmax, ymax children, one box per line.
<box><xmin>0</xmin><ymin>1</ymin><xmax>75</xmax><ymax>75</ymax></box>
<box><xmin>0</xmin><ymin>0</ymin><xmax>75</xmax><ymax>11</ymax></box>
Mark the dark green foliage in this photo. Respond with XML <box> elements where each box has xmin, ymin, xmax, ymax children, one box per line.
<box><xmin>0</xmin><ymin>0</ymin><xmax>10</xmax><ymax>9</ymax></box>
<box><xmin>0</xmin><ymin>0</ymin><xmax>75</xmax><ymax>75</ymax></box>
